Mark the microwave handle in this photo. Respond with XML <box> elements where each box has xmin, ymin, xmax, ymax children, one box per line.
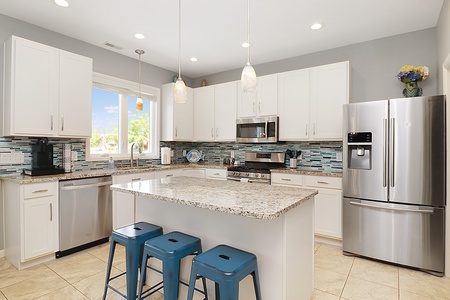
<box><xmin>264</xmin><ymin>121</ymin><xmax>268</xmax><ymax>139</ymax></box>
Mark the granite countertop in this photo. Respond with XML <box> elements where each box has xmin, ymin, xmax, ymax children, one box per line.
<box><xmin>0</xmin><ymin>163</ymin><xmax>226</xmax><ymax>184</ymax></box>
<box><xmin>270</xmin><ymin>168</ymin><xmax>342</xmax><ymax>178</ymax></box>
<box><xmin>111</xmin><ymin>177</ymin><xmax>318</xmax><ymax>220</ymax></box>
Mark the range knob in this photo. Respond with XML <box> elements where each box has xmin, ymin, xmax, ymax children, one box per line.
<box><xmin>255</xmin><ymin>173</ymin><xmax>260</xmax><ymax>178</ymax></box>
<box><xmin>245</xmin><ymin>173</ymin><xmax>250</xmax><ymax>177</ymax></box>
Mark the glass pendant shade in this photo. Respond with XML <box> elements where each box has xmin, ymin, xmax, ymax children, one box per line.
<box><xmin>241</xmin><ymin>63</ymin><xmax>257</xmax><ymax>93</ymax></box>
<box><xmin>135</xmin><ymin>96</ymin><xmax>143</xmax><ymax>111</ymax></box>
<box><xmin>173</xmin><ymin>78</ymin><xmax>187</xmax><ymax>103</ymax></box>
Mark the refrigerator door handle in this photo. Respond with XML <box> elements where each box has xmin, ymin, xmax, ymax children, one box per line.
<box><xmin>349</xmin><ymin>200</ymin><xmax>434</xmax><ymax>214</ymax></box>
<box><xmin>390</xmin><ymin>118</ymin><xmax>395</xmax><ymax>187</ymax></box>
<box><xmin>383</xmin><ymin>118</ymin><xmax>388</xmax><ymax>187</ymax></box>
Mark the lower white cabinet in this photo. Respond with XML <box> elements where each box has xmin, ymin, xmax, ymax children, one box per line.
<box><xmin>154</xmin><ymin>169</ymin><xmax>182</xmax><ymax>179</ymax></box>
<box><xmin>112</xmin><ymin>172</ymin><xmax>155</xmax><ymax>229</ymax></box>
<box><xmin>4</xmin><ymin>181</ymin><xmax>59</xmax><ymax>269</ymax></box>
<box><xmin>271</xmin><ymin>173</ymin><xmax>342</xmax><ymax>240</ymax></box>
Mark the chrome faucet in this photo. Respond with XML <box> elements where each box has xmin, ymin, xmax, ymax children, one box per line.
<box><xmin>130</xmin><ymin>142</ymin><xmax>141</xmax><ymax>167</ymax></box>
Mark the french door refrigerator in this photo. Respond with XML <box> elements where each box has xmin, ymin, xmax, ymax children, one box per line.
<box><xmin>343</xmin><ymin>95</ymin><xmax>446</xmax><ymax>276</ymax></box>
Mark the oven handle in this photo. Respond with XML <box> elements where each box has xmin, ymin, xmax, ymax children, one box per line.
<box><xmin>227</xmin><ymin>177</ymin><xmax>269</xmax><ymax>184</ymax></box>
<box><xmin>60</xmin><ymin>181</ymin><xmax>112</xmax><ymax>191</ymax></box>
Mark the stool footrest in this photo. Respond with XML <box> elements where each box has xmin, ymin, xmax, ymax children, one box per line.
<box><xmin>140</xmin><ymin>280</ymin><xmax>164</xmax><ymax>300</ymax></box>
<box><xmin>105</xmin><ymin>284</ymin><xmax>126</xmax><ymax>299</ymax></box>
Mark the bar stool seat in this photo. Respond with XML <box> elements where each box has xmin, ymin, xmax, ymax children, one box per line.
<box><xmin>187</xmin><ymin>244</ymin><xmax>262</xmax><ymax>300</ymax></box>
<box><xmin>138</xmin><ymin>231</ymin><xmax>207</xmax><ymax>300</ymax></box>
<box><xmin>102</xmin><ymin>222</ymin><xmax>163</xmax><ymax>300</ymax></box>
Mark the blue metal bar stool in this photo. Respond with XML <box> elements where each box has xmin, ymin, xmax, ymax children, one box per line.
<box><xmin>187</xmin><ymin>244</ymin><xmax>262</xmax><ymax>300</ymax></box>
<box><xmin>102</xmin><ymin>222</ymin><xmax>163</xmax><ymax>300</ymax></box>
<box><xmin>138</xmin><ymin>231</ymin><xmax>208</xmax><ymax>300</ymax></box>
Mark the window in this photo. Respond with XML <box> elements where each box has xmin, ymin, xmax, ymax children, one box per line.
<box><xmin>87</xmin><ymin>73</ymin><xmax>159</xmax><ymax>160</ymax></box>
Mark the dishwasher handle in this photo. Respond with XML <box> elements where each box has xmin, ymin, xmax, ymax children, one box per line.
<box><xmin>60</xmin><ymin>181</ymin><xmax>112</xmax><ymax>191</ymax></box>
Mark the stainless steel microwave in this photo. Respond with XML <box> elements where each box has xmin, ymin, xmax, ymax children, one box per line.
<box><xmin>236</xmin><ymin>116</ymin><xmax>278</xmax><ymax>143</ymax></box>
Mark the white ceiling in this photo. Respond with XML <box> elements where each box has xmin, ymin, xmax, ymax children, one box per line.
<box><xmin>0</xmin><ymin>0</ymin><xmax>444</xmax><ymax>78</ymax></box>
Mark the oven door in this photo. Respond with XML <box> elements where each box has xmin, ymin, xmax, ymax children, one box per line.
<box><xmin>236</xmin><ymin>116</ymin><xmax>278</xmax><ymax>143</ymax></box>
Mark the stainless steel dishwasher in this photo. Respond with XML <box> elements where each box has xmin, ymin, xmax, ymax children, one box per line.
<box><xmin>57</xmin><ymin>176</ymin><xmax>112</xmax><ymax>257</ymax></box>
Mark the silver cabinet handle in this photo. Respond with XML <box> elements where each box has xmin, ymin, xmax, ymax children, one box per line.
<box><xmin>175</xmin><ymin>127</ymin><xmax>178</xmax><ymax>137</ymax></box>
<box><xmin>317</xmin><ymin>181</ymin><xmax>329</xmax><ymax>184</ymax></box>
<box><xmin>313</xmin><ymin>123</ymin><xmax>316</xmax><ymax>135</ymax></box>
<box><xmin>383</xmin><ymin>118</ymin><xmax>387</xmax><ymax>187</ymax></box>
<box><xmin>281</xmin><ymin>178</ymin><xmax>291</xmax><ymax>181</ymax></box>
<box><xmin>50</xmin><ymin>203</ymin><xmax>52</xmax><ymax>221</ymax></box>
<box><xmin>165</xmin><ymin>174</ymin><xmax>174</xmax><ymax>177</ymax></box>
<box><xmin>50</xmin><ymin>115</ymin><xmax>53</xmax><ymax>130</ymax></box>
<box><xmin>258</xmin><ymin>101</ymin><xmax>261</xmax><ymax>113</ymax></box>
<box><xmin>253</xmin><ymin>102</ymin><xmax>255</xmax><ymax>113</ymax></box>
<box><xmin>216</xmin><ymin>128</ymin><xmax>219</xmax><ymax>138</ymax></box>
<box><xmin>32</xmin><ymin>189</ymin><xmax>49</xmax><ymax>193</ymax></box>
<box><xmin>213</xmin><ymin>172</ymin><xmax>220</xmax><ymax>175</ymax></box>
<box><xmin>211</xmin><ymin>128</ymin><xmax>214</xmax><ymax>138</ymax></box>
<box><xmin>131</xmin><ymin>178</ymin><xmax>141</xmax><ymax>181</ymax></box>
<box><xmin>61</xmin><ymin>116</ymin><xmax>64</xmax><ymax>131</ymax></box>
<box><xmin>349</xmin><ymin>200</ymin><xmax>433</xmax><ymax>214</ymax></box>
<box><xmin>305</xmin><ymin>124</ymin><xmax>308</xmax><ymax>136</ymax></box>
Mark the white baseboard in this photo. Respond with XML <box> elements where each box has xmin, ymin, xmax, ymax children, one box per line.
<box><xmin>315</xmin><ymin>234</ymin><xmax>342</xmax><ymax>247</ymax></box>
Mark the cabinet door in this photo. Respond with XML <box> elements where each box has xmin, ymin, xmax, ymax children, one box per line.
<box><xmin>174</xmin><ymin>88</ymin><xmax>194</xmax><ymax>140</ymax></box>
<box><xmin>215</xmin><ymin>82</ymin><xmax>237</xmax><ymax>141</ymax></box>
<box><xmin>58</xmin><ymin>50</ymin><xmax>93</xmax><ymax>137</ymax></box>
<box><xmin>112</xmin><ymin>172</ymin><xmax>154</xmax><ymax>229</ymax></box>
<box><xmin>257</xmin><ymin>74</ymin><xmax>278</xmax><ymax>116</ymax></box>
<box><xmin>314</xmin><ymin>188</ymin><xmax>343</xmax><ymax>239</ymax></box>
<box><xmin>194</xmin><ymin>86</ymin><xmax>215</xmax><ymax>141</ymax></box>
<box><xmin>237</xmin><ymin>81</ymin><xmax>257</xmax><ymax>118</ymax></box>
<box><xmin>278</xmin><ymin>70</ymin><xmax>310</xmax><ymax>140</ymax></box>
<box><xmin>23</xmin><ymin>196</ymin><xmax>56</xmax><ymax>260</ymax></box>
<box><xmin>310</xmin><ymin>62</ymin><xmax>349</xmax><ymax>140</ymax></box>
<box><xmin>10</xmin><ymin>37</ymin><xmax>57</xmax><ymax>136</ymax></box>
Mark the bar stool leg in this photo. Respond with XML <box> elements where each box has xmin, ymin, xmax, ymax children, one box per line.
<box><xmin>220</xmin><ymin>281</ymin><xmax>239</xmax><ymax>300</ymax></box>
<box><xmin>187</xmin><ymin>265</ymin><xmax>198</xmax><ymax>300</ymax></box>
<box><xmin>252</xmin><ymin>268</ymin><xmax>262</xmax><ymax>300</ymax></box>
<box><xmin>162</xmin><ymin>259</ymin><xmax>181</xmax><ymax>300</ymax></box>
<box><xmin>102</xmin><ymin>241</ymin><xmax>116</xmax><ymax>300</ymax></box>
<box><xmin>125</xmin><ymin>243</ymin><xmax>141</xmax><ymax>299</ymax></box>
<box><xmin>137</xmin><ymin>252</ymin><xmax>149</xmax><ymax>300</ymax></box>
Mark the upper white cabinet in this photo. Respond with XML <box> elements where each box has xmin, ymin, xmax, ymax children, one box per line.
<box><xmin>3</xmin><ymin>36</ymin><xmax>93</xmax><ymax>137</ymax></box>
<box><xmin>193</xmin><ymin>82</ymin><xmax>237</xmax><ymax>141</ymax></box>
<box><xmin>161</xmin><ymin>83</ymin><xmax>194</xmax><ymax>141</ymax></box>
<box><xmin>237</xmin><ymin>74</ymin><xmax>278</xmax><ymax>118</ymax></box>
<box><xmin>278</xmin><ymin>61</ymin><xmax>349</xmax><ymax>141</ymax></box>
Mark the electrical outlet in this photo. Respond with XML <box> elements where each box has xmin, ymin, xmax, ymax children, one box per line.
<box><xmin>171</xmin><ymin>150</ymin><xmax>174</xmax><ymax>157</ymax></box>
<box><xmin>230</xmin><ymin>150</ymin><xmax>234</xmax><ymax>158</ymax></box>
<box><xmin>335</xmin><ymin>152</ymin><xmax>343</xmax><ymax>162</ymax></box>
<box><xmin>71</xmin><ymin>151</ymin><xmax>78</xmax><ymax>161</ymax></box>
<box><xmin>182</xmin><ymin>150</ymin><xmax>187</xmax><ymax>156</ymax></box>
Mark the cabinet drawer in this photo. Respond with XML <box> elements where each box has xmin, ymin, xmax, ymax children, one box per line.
<box><xmin>303</xmin><ymin>175</ymin><xmax>342</xmax><ymax>189</ymax></box>
<box><xmin>205</xmin><ymin>169</ymin><xmax>227</xmax><ymax>180</ymax></box>
<box><xmin>114</xmin><ymin>172</ymin><xmax>154</xmax><ymax>184</ymax></box>
<box><xmin>271</xmin><ymin>173</ymin><xmax>303</xmax><ymax>186</ymax></box>
<box><xmin>23</xmin><ymin>182</ymin><xmax>55</xmax><ymax>199</ymax></box>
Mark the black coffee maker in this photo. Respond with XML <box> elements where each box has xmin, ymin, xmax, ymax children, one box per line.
<box><xmin>23</xmin><ymin>138</ymin><xmax>65</xmax><ymax>176</ymax></box>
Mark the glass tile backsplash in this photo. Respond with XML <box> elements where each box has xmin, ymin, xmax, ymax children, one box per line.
<box><xmin>0</xmin><ymin>137</ymin><xmax>342</xmax><ymax>174</ymax></box>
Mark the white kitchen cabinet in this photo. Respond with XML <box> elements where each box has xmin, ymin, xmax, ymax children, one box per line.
<box><xmin>309</xmin><ymin>62</ymin><xmax>349</xmax><ymax>140</ymax></box>
<box><xmin>112</xmin><ymin>172</ymin><xmax>155</xmax><ymax>229</ymax></box>
<box><xmin>278</xmin><ymin>61</ymin><xmax>349</xmax><ymax>141</ymax></box>
<box><xmin>271</xmin><ymin>172</ymin><xmax>343</xmax><ymax>240</ymax></box>
<box><xmin>193</xmin><ymin>82</ymin><xmax>237</xmax><ymax>141</ymax></box>
<box><xmin>205</xmin><ymin>168</ymin><xmax>227</xmax><ymax>180</ymax></box>
<box><xmin>194</xmin><ymin>86</ymin><xmax>215</xmax><ymax>141</ymax></box>
<box><xmin>237</xmin><ymin>74</ymin><xmax>278</xmax><ymax>118</ymax></box>
<box><xmin>161</xmin><ymin>83</ymin><xmax>194</xmax><ymax>141</ymax></box>
<box><xmin>3</xmin><ymin>36</ymin><xmax>92</xmax><ymax>137</ymax></box>
<box><xmin>4</xmin><ymin>181</ymin><xmax>59</xmax><ymax>269</ymax></box>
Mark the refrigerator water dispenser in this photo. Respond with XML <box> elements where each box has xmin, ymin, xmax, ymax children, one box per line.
<box><xmin>347</xmin><ymin>132</ymin><xmax>372</xmax><ymax>170</ymax></box>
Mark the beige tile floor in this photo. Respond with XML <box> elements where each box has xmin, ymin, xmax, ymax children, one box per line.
<box><xmin>0</xmin><ymin>241</ymin><xmax>449</xmax><ymax>299</ymax></box>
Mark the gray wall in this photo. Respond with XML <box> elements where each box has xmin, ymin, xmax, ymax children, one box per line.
<box><xmin>437</xmin><ymin>0</ymin><xmax>450</xmax><ymax>93</ymax></box>
<box><xmin>193</xmin><ymin>29</ymin><xmax>439</xmax><ymax>103</ymax></box>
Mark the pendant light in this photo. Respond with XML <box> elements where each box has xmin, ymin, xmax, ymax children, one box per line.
<box><xmin>135</xmin><ymin>49</ymin><xmax>145</xmax><ymax>111</ymax></box>
<box><xmin>241</xmin><ymin>0</ymin><xmax>257</xmax><ymax>93</ymax></box>
<box><xmin>173</xmin><ymin>0</ymin><xmax>187</xmax><ymax>103</ymax></box>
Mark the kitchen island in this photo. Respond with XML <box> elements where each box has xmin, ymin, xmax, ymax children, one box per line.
<box><xmin>111</xmin><ymin>177</ymin><xmax>317</xmax><ymax>300</ymax></box>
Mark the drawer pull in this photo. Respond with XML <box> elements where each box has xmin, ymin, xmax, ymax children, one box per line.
<box><xmin>281</xmin><ymin>178</ymin><xmax>291</xmax><ymax>181</ymax></box>
<box><xmin>131</xmin><ymin>178</ymin><xmax>141</xmax><ymax>181</ymax></box>
<box><xmin>213</xmin><ymin>173</ymin><xmax>220</xmax><ymax>175</ymax></box>
<box><xmin>166</xmin><ymin>174</ymin><xmax>174</xmax><ymax>177</ymax></box>
<box><xmin>32</xmin><ymin>189</ymin><xmax>49</xmax><ymax>193</ymax></box>
<box><xmin>317</xmin><ymin>181</ymin><xmax>329</xmax><ymax>184</ymax></box>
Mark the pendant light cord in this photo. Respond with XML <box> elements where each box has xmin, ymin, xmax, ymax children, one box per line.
<box><xmin>178</xmin><ymin>0</ymin><xmax>182</xmax><ymax>79</ymax></box>
<box><xmin>247</xmin><ymin>0</ymin><xmax>251</xmax><ymax>64</ymax></box>
<box><xmin>138</xmin><ymin>52</ymin><xmax>142</xmax><ymax>98</ymax></box>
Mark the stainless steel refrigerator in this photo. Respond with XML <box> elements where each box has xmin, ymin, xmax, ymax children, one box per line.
<box><xmin>343</xmin><ymin>95</ymin><xmax>446</xmax><ymax>276</ymax></box>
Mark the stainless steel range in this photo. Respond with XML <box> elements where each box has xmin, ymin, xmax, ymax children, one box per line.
<box><xmin>227</xmin><ymin>151</ymin><xmax>285</xmax><ymax>184</ymax></box>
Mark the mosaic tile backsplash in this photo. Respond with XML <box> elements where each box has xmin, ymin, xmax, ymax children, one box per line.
<box><xmin>0</xmin><ymin>137</ymin><xmax>342</xmax><ymax>174</ymax></box>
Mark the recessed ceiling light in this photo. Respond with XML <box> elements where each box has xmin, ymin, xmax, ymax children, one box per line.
<box><xmin>54</xmin><ymin>0</ymin><xmax>69</xmax><ymax>7</ymax></box>
<box><xmin>241</xmin><ymin>42</ymin><xmax>251</xmax><ymax>48</ymax></box>
<box><xmin>190</xmin><ymin>57</ymin><xmax>198</xmax><ymax>62</ymax></box>
<box><xmin>135</xmin><ymin>33</ymin><xmax>145</xmax><ymax>39</ymax></box>
<box><xmin>311</xmin><ymin>23</ymin><xmax>323</xmax><ymax>30</ymax></box>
